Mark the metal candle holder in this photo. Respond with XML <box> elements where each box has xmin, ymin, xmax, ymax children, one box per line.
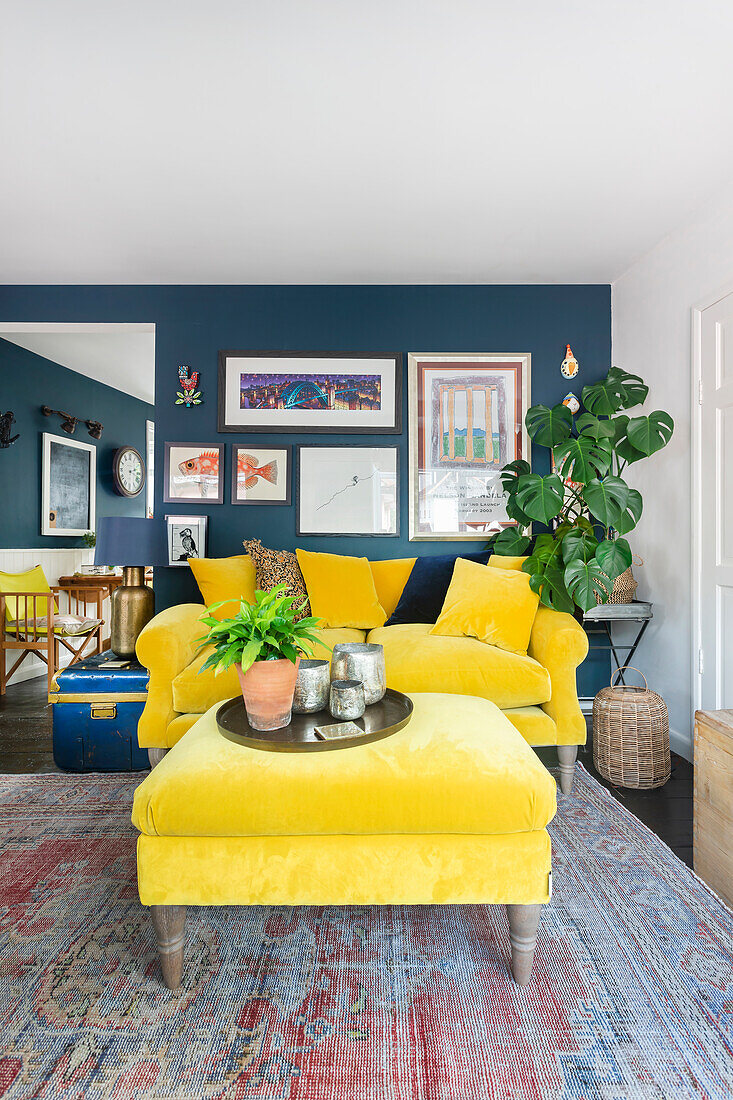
<box><xmin>329</xmin><ymin>680</ymin><xmax>366</xmax><ymax>721</ymax></box>
<box><xmin>292</xmin><ymin>659</ymin><xmax>331</xmax><ymax>714</ymax></box>
<box><xmin>330</xmin><ymin>642</ymin><xmax>386</xmax><ymax>706</ymax></box>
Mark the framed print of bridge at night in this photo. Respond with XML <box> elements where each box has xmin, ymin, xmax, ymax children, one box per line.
<box><xmin>408</xmin><ymin>353</ymin><xmax>531</xmax><ymax>541</ymax></box>
<box><xmin>217</xmin><ymin>351</ymin><xmax>402</xmax><ymax>433</ymax></box>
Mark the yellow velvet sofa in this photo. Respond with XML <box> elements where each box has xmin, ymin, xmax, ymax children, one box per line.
<box><xmin>136</xmin><ymin>552</ymin><xmax>589</xmax><ymax>791</ymax></box>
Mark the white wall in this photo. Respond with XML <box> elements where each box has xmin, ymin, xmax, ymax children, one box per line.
<box><xmin>612</xmin><ymin>187</ymin><xmax>733</xmax><ymax>760</ymax></box>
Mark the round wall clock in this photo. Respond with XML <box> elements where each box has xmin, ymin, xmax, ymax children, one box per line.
<box><xmin>112</xmin><ymin>446</ymin><xmax>146</xmax><ymax>497</ymax></box>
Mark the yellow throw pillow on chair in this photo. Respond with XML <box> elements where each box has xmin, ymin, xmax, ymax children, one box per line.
<box><xmin>296</xmin><ymin>549</ymin><xmax>387</xmax><ymax>629</ymax></box>
<box><xmin>430</xmin><ymin>557</ymin><xmax>539</xmax><ymax>655</ymax></box>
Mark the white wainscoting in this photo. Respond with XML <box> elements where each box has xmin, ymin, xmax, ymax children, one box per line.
<box><xmin>1</xmin><ymin>547</ymin><xmax>100</xmax><ymax>683</ymax></box>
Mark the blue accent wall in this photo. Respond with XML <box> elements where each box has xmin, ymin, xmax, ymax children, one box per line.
<box><xmin>0</xmin><ymin>337</ymin><xmax>152</xmax><ymax>547</ymax></box>
<box><xmin>0</xmin><ymin>284</ymin><xmax>611</xmax><ymax>694</ymax></box>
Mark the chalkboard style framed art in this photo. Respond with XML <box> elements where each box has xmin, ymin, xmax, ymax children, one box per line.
<box><xmin>41</xmin><ymin>432</ymin><xmax>96</xmax><ymax>536</ymax></box>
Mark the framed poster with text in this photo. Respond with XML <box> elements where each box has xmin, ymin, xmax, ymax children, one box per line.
<box><xmin>408</xmin><ymin>353</ymin><xmax>530</xmax><ymax>541</ymax></box>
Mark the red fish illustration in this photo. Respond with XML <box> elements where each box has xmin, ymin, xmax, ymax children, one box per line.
<box><xmin>178</xmin><ymin>451</ymin><xmax>220</xmax><ymax>478</ymax></box>
<box><xmin>237</xmin><ymin>452</ymin><xmax>278</xmax><ymax>488</ymax></box>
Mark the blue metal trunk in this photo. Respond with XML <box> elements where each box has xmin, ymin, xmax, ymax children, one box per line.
<box><xmin>50</xmin><ymin>654</ymin><xmax>150</xmax><ymax>772</ymax></box>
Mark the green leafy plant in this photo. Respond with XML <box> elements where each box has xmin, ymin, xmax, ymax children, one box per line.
<box><xmin>489</xmin><ymin>366</ymin><xmax>673</xmax><ymax>613</ymax></box>
<box><xmin>82</xmin><ymin>531</ymin><xmax>96</xmax><ymax>548</ymax></box>
<box><xmin>197</xmin><ymin>585</ymin><xmax>322</xmax><ymax>676</ymax></box>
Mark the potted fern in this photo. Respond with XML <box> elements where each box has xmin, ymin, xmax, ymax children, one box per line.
<box><xmin>488</xmin><ymin>366</ymin><xmax>674</xmax><ymax>614</ymax></box>
<box><xmin>197</xmin><ymin>585</ymin><xmax>321</xmax><ymax>730</ymax></box>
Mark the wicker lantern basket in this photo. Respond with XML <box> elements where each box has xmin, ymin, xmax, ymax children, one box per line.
<box><xmin>593</xmin><ymin>666</ymin><xmax>670</xmax><ymax>789</ymax></box>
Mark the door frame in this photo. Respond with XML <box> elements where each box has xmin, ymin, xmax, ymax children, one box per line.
<box><xmin>691</xmin><ymin>279</ymin><xmax>733</xmax><ymax>712</ymax></box>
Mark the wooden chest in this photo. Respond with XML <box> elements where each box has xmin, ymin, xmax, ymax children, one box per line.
<box><xmin>694</xmin><ymin>709</ymin><xmax>733</xmax><ymax>908</ymax></box>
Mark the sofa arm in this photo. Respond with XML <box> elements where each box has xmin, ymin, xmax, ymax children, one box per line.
<box><xmin>135</xmin><ymin>603</ymin><xmax>205</xmax><ymax>749</ymax></box>
<box><xmin>527</xmin><ymin>607</ymin><xmax>589</xmax><ymax>746</ymax></box>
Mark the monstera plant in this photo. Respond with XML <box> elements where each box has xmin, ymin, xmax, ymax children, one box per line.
<box><xmin>488</xmin><ymin>366</ymin><xmax>673</xmax><ymax>614</ymax></box>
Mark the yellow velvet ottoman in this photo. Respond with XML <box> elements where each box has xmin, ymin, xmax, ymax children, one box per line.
<box><xmin>132</xmin><ymin>693</ymin><xmax>557</xmax><ymax>989</ymax></box>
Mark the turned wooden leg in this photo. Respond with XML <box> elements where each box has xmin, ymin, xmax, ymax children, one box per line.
<box><xmin>148</xmin><ymin>747</ymin><xmax>168</xmax><ymax>767</ymax></box>
<box><xmin>150</xmin><ymin>904</ymin><xmax>186</xmax><ymax>989</ymax></box>
<box><xmin>557</xmin><ymin>744</ymin><xmax>578</xmax><ymax>796</ymax></box>
<box><xmin>506</xmin><ymin>903</ymin><xmax>541</xmax><ymax>986</ymax></box>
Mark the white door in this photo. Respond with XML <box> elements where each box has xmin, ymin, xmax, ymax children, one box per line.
<box><xmin>696</xmin><ymin>291</ymin><xmax>733</xmax><ymax>710</ymax></box>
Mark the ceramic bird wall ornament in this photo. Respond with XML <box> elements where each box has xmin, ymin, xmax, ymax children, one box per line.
<box><xmin>560</xmin><ymin>344</ymin><xmax>579</xmax><ymax>379</ymax></box>
<box><xmin>176</xmin><ymin>365</ymin><xmax>202</xmax><ymax>406</ymax></box>
<box><xmin>563</xmin><ymin>392</ymin><xmax>580</xmax><ymax>414</ymax></box>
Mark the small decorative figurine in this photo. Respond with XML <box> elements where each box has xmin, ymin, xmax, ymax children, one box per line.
<box><xmin>563</xmin><ymin>392</ymin><xmax>580</xmax><ymax>414</ymax></box>
<box><xmin>560</xmin><ymin>344</ymin><xmax>579</xmax><ymax>379</ymax></box>
<box><xmin>176</xmin><ymin>365</ymin><xmax>202</xmax><ymax>406</ymax></box>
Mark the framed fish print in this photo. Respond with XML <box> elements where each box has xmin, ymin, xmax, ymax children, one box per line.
<box><xmin>166</xmin><ymin>514</ymin><xmax>208</xmax><ymax>566</ymax></box>
<box><xmin>163</xmin><ymin>442</ymin><xmax>225</xmax><ymax>503</ymax></box>
<box><xmin>408</xmin><ymin>353</ymin><xmax>531</xmax><ymax>541</ymax></box>
<box><xmin>41</xmin><ymin>432</ymin><xmax>96</xmax><ymax>536</ymax></box>
<box><xmin>218</xmin><ymin>351</ymin><xmax>402</xmax><ymax>434</ymax></box>
<box><xmin>231</xmin><ymin>445</ymin><xmax>292</xmax><ymax>505</ymax></box>
<box><xmin>297</xmin><ymin>445</ymin><xmax>399</xmax><ymax>537</ymax></box>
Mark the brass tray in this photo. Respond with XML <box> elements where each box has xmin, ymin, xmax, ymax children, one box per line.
<box><xmin>216</xmin><ymin>688</ymin><xmax>413</xmax><ymax>753</ymax></box>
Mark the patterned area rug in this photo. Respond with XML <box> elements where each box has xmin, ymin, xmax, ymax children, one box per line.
<box><xmin>0</xmin><ymin>766</ymin><xmax>731</xmax><ymax>1100</ymax></box>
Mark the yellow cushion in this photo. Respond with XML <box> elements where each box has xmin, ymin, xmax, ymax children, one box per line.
<box><xmin>366</xmin><ymin>623</ymin><xmax>551</xmax><ymax>709</ymax></box>
<box><xmin>488</xmin><ymin>554</ymin><xmax>527</xmax><ymax>571</ymax></box>
<box><xmin>295</xmin><ymin>549</ymin><xmax>386</xmax><ymax>629</ymax></box>
<box><xmin>503</xmin><ymin>706</ymin><xmax>558</xmax><ymax>746</ymax></box>
<box><xmin>188</xmin><ymin>555</ymin><xmax>256</xmax><ymax>619</ymax></box>
<box><xmin>132</xmin><ymin>693</ymin><xmax>557</xmax><ymax>838</ymax></box>
<box><xmin>430</xmin><ymin>558</ymin><xmax>539</xmax><ymax>655</ymax></box>
<box><xmin>368</xmin><ymin>558</ymin><xmax>416</xmax><ymax>620</ymax></box>
<box><xmin>171</xmin><ymin>626</ymin><xmax>368</xmax><ymax>714</ymax></box>
<box><xmin>0</xmin><ymin>565</ymin><xmax>56</xmax><ymax>622</ymax></box>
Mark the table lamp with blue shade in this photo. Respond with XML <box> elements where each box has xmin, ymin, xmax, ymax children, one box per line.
<box><xmin>95</xmin><ymin>517</ymin><xmax>168</xmax><ymax>658</ymax></box>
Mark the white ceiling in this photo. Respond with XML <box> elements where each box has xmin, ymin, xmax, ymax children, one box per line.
<box><xmin>2</xmin><ymin>0</ymin><xmax>733</xmax><ymax>285</ymax></box>
<box><xmin>0</xmin><ymin>327</ymin><xmax>155</xmax><ymax>404</ymax></box>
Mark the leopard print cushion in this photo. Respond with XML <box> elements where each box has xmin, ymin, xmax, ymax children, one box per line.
<box><xmin>243</xmin><ymin>539</ymin><xmax>312</xmax><ymax>622</ymax></box>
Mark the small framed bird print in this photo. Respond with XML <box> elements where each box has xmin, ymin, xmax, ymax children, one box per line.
<box><xmin>164</xmin><ymin>442</ymin><xmax>225</xmax><ymax>503</ymax></box>
<box><xmin>231</xmin><ymin>445</ymin><xmax>291</xmax><ymax>505</ymax></box>
<box><xmin>166</xmin><ymin>514</ymin><xmax>208</xmax><ymax>566</ymax></box>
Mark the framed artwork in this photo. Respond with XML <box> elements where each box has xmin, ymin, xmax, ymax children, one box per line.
<box><xmin>408</xmin><ymin>353</ymin><xmax>531</xmax><ymax>541</ymax></box>
<box><xmin>231</xmin><ymin>445</ymin><xmax>291</xmax><ymax>506</ymax></box>
<box><xmin>218</xmin><ymin>351</ymin><xmax>402</xmax><ymax>434</ymax></box>
<box><xmin>297</xmin><ymin>445</ymin><xmax>399</xmax><ymax>537</ymax></box>
<box><xmin>41</xmin><ymin>432</ymin><xmax>96</xmax><ymax>536</ymax></box>
<box><xmin>163</xmin><ymin>442</ymin><xmax>224</xmax><ymax>503</ymax></box>
<box><xmin>166</xmin><ymin>514</ymin><xmax>208</xmax><ymax>566</ymax></box>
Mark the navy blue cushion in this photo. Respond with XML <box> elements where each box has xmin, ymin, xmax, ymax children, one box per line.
<box><xmin>385</xmin><ymin>551</ymin><xmax>492</xmax><ymax>625</ymax></box>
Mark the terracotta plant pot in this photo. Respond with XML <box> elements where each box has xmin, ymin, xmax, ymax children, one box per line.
<box><xmin>235</xmin><ymin>656</ymin><xmax>300</xmax><ymax>731</ymax></box>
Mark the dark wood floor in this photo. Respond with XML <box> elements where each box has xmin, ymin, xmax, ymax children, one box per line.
<box><xmin>0</xmin><ymin>675</ymin><xmax>693</xmax><ymax>867</ymax></box>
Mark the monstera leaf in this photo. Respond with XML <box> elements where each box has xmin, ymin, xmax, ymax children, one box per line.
<box><xmin>595</xmin><ymin>537</ymin><xmax>632</xmax><ymax>580</ymax></box>
<box><xmin>553</xmin><ymin>435</ymin><xmax>612</xmax><ymax>482</ymax></box>
<box><xmin>561</xmin><ymin>527</ymin><xmax>599</xmax><ymax>564</ymax></box>
<box><xmin>516</xmin><ymin>473</ymin><xmax>565</xmax><ymax>524</ymax></box>
<box><xmin>525</xmin><ymin>403</ymin><xmax>573</xmax><ymax>447</ymax></box>
<box><xmin>607</xmin><ymin>367</ymin><xmax>649</xmax><ymax>410</ymax></box>
<box><xmin>492</xmin><ymin>526</ymin><xmax>531</xmax><ymax>556</ymax></box>
<box><xmin>564</xmin><ymin>558</ymin><xmax>610</xmax><ymax>612</ymax></box>
<box><xmin>581</xmin><ymin>378</ymin><xmax>624</xmax><ymax>417</ymax></box>
<box><xmin>522</xmin><ymin>559</ymin><xmax>575</xmax><ymax>614</ymax></box>
<box><xmin>614</xmin><ymin>488</ymin><xmax>643</xmax><ymax>535</ymax></box>
<box><xmin>575</xmin><ymin>412</ymin><xmax>616</xmax><ymax>440</ymax></box>
<box><xmin>505</xmin><ymin>494</ymin><xmax>534</xmax><ymax>527</ymax></box>
<box><xmin>582</xmin><ymin>476</ymin><xmax>630</xmax><ymax>528</ymax></box>
<box><xmin>500</xmin><ymin>458</ymin><xmax>531</xmax><ymax>494</ymax></box>
<box><xmin>626</xmin><ymin>411</ymin><xmax>674</xmax><ymax>456</ymax></box>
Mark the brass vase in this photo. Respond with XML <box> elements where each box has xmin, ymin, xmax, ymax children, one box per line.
<box><xmin>110</xmin><ymin>566</ymin><xmax>155</xmax><ymax>658</ymax></box>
